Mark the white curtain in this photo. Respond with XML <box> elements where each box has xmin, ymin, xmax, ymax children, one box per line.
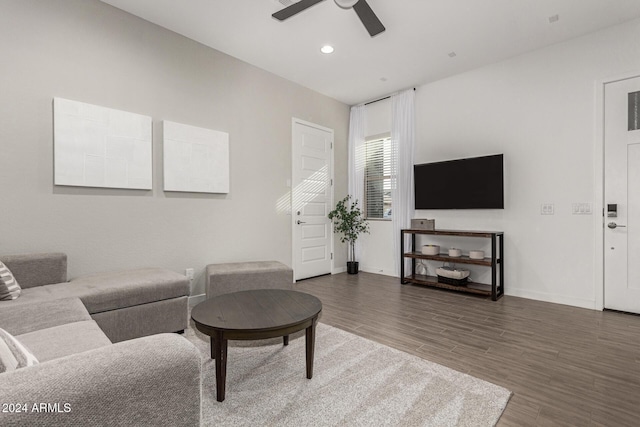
<box><xmin>347</xmin><ymin>104</ymin><xmax>366</xmax><ymax>261</ymax></box>
<box><xmin>391</xmin><ymin>89</ymin><xmax>416</xmax><ymax>277</ymax></box>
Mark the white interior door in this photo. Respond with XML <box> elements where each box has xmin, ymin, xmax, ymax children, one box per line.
<box><xmin>292</xmin><ymin>119</ymin><xmax>333</xmax><ymax>281</ymax></box>
<box><xmin>604</xmin><ymin>75</ymin><xmax>640</xmax><ymax>313</ymax></box>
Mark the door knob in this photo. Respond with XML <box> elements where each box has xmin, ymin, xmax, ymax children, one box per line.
<box><xmin>297</xmin><ymin>220</ymin><xmax>306</xmax><ymax>225</ymax></box>
<box><xmin>608</xmin><ymin>222</ymin><xmax>626</xmax><ymax>229</ymax></box>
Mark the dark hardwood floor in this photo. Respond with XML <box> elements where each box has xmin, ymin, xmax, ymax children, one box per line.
<box><xmin>294</xmin><ymin>272</ymin><xmax>640</xmax><ymax>426</ymax></box>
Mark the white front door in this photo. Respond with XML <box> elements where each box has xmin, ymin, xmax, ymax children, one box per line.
<box><xmin>292</xmin><ymin>119</ymin><xmax>333</xmax><ymax>281</ymax></box>
<box><xmin>604</xmin><ymin>75</ymin><xmax>640</xmax><ymax>313</ymax></box>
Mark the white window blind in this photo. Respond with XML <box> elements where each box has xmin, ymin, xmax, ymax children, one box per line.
<box><xmin>365</xmin><ymin>136</ymin><xmax>392</xmax><ymax>219</ymax></box>
<box><xmin>630</xmin><ymin>91</ymin><xmax>640</xmax><ymax>131</ymax></box>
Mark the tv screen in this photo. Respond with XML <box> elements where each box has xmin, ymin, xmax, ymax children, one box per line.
<box><xmin>414</xmin><ymin>154</ymin><xmax>504</xmax><ymax>209</ymax></box>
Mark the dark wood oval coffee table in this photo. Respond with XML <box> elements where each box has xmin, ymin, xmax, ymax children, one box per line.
<box><xmin>191</xmin><ymin>289</ymin><xmax>322</xmax><ymax>402</ymax></box>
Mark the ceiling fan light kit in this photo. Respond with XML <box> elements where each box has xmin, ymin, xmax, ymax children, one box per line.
<box><xmin>272</xmin><ymin>0</ymin><xmax>385</xmax><ymax>37</ymax></box>
<box><xmin>334</xmin><ymin>0</ymin><xmax>359</xmax><ymax>9</ymax></box>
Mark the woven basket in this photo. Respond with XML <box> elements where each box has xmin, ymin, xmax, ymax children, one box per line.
<box><xmin>437</xmin><ymin>275</ymin><xmax>468</xmax><ymax>286</ymax></box>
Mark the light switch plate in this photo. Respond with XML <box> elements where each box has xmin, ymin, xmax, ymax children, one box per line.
<box><xmin>572</xmin><ymin>203</ymin><xmax>592</xmax><ymax>215</ymax></box>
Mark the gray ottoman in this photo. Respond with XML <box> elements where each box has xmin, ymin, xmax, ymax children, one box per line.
<box><xmin>205</xmin><ymin>261</ymin><xmax>293</xmax><ymax>299</ymax></box>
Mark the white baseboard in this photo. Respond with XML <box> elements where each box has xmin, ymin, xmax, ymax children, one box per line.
<box><xmin>332</xmin><ymin>266</ymin><xmax>347</xmax><ymax>274</ymax></box>
<box><xmin>359</xmin><ymin>265</ymin><xmax>398</xmax><ymax>278</ymax></box>
<box><xmin>506</xmin><ymin>287</ymin><xmax>597</xmax><ymax>310</ymax></box>
<box><xmin>336</xmin><ymin>268</ymin><xmax>598</xmax><ymax>311</ymax></box>
<box><xmin>332</xmin><ymin>264</ymin><xmax>398</xmax><ymax>277</ymax></box>
<box><xmin>190</xmin><ymin>278</ymin><xmax>597</xmax><ymax>312</ymax></box>
<box><xmin>188</xmin><ymin>293</ymin><xmax>206</xmax><ymax>307</ymax></box>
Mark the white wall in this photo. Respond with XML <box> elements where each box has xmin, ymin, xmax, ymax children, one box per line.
<box><xmin>0</xmin><ymin>0</ymin><xmax>349</xmax><ymax>296</ymax></box>
<box><xmin>361</xmin><ymin>18</ymin><xmax>640</xmax><ymax>309</ymax></box>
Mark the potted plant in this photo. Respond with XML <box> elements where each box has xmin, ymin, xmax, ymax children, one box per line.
<box><xmin>328</xmin><ymin>195</ymin><xmax>370</xmax><ymax>274</ymax></box>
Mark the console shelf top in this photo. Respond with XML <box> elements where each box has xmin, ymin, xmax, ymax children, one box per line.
<box><xmin>402</xmin><ymin>229</ymin><xmax>504</xmax><ymax>238</ymax></box>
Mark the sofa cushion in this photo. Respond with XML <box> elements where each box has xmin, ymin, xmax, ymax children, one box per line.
<box><xmin>0</xmin><ymin>328</ymin><xmax>38</xmax><ymax>373</ymax></box>
<box><xmin>0</xmin><ymin>298</ymin><xmax>91</xmax><ymax>336</ymax></box>
<box><xmin>92</xmin><ymin>296</ymin><xmax>188</xmax><ymax>343</ymax></box>
<box><xmin>0</xmin><ymin>334</ymin><xmax>201</xmax><ymax>426</ymax></box>
<box><xmin>8</xmin><ymin>268</ymin><xmax>189</xmax><ymax>314</ymax></box>
<box><xmin>206</xmin><ymin>261</ymin><xmax>293</xmax><ymax>299</ymax></box>
<box><xmin>0</xmin><ymin>262</ymin><xmax>20</xmax><ymax>300</ymax></box>
<box><xmin>17</xmin><ymin>320</ymin><xmax>111</xmax><ymax>362</ymax></box>
<box><xmin>0</xmin><ymin>253</ymin><xmax>67</xmax><ymax>289</ymax></box>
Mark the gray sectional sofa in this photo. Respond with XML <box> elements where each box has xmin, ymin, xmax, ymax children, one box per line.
<box><xmin>1</xmin><ymin>253</ymin><xmax>189</xmax><ymax>342</ymax></box>
<box><xmin>0</xmin><ymin>253</ymin><xmax>202</xmax><ymax>426</ymax></box>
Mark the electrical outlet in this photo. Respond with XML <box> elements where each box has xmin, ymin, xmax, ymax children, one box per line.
<box><xmin>185</xmin><ymin>268</ymin><xmax>194</xmax><ymax>280</ymax></box>
<box><xmin>541</xmin><ymin>203</ymin><xmax>554</xmax><ymax>215</ymax></box>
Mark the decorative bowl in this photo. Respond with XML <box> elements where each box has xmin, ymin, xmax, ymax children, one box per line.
<box><xmin>421</xmin><ymin>245</ymin><xmax>440</xmax><ymax>255</ymax></box>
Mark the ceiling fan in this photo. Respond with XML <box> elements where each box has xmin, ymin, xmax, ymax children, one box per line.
<box><xmin>272</xmin><ymin>0</ymin><xmax>385</xmax><ymax>37</ymax></box>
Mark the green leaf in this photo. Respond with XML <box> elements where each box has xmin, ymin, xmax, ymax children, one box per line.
<box><xmin>327</xmin><ymin>195</ymin><xmax>370</xmax><ymax>262</ymax></box>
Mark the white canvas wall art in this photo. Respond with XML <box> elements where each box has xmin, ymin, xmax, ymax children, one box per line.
<box><xmin>53</xmin><ymin>98</ymin><xmax>152</xmax><ymax>190</ymax></box>
<box><xmin>162</xmin><ymin>121</ymin><xmax>229</xmax><ymax>193</ymax></box>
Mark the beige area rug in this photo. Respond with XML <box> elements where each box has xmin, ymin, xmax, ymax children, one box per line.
<box><xmin>185</xmin><ymin>324</ymin><xmax>511</xmax><ymax>426</ymax></box>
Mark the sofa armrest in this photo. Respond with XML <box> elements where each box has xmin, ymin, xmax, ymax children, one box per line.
<box><xmin>0</xmin><ymin>253</ymin><xmax>67</xmax><ymax>289</ymax></box>
<box><xmin>0</xmin><ymin>298</ymin><xmax>91</xmax><ymax>336</ymax></box>
<box><xmin>0</xmin><ymin>334</ymin><xmax>201</xmax><ymax>427</ymax></box>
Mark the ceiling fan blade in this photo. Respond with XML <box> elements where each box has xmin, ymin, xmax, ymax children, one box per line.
<box><xmin>352</xmin><ymin>0</ymin><xmax>385</xmax><ymax>37</ymax></box>
<box><xmin>272</xmin><ymin>0</ymin><xmax>326</xmax><ymax>21</ymax></box>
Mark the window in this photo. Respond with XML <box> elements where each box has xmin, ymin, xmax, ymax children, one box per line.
<box><xmin>365</xmin><ymin>135</ymin><xmax>392</xmax><ymax>219</ymax></box>
<box><xmin>630</xmin><ymin>91</ymin><xmax>640</xmax><ymax>131</ymax></box>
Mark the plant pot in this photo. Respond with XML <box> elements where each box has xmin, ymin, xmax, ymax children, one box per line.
<box><xmin>347</xmin><ymin>261</ymin><xmax>359</xmax><ymax>275</ymax></box>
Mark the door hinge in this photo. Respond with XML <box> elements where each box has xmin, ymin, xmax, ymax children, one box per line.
<box><xmin>331</xmin><ymin>253</ymin><xmax>333</xmax><ymax>260</ymax></box>
<box><xmin>330</xmin><ymin>141</ymin><xmax>333</xmax><ymax>149</ymax></box>
<box><xmin>330</xmin><ymin>179</ymin><xmax>333</xmax><ymax>186</ymax></box>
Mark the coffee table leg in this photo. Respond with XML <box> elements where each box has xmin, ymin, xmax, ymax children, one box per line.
<box><xmin>305</xmin><ymin>320</ymin><xmax>316</xmax><ymax>379</ymax></box>
<box><xmin>214</xmin><ymin>331</ymin><xmax>228</xmax><ymax>402</ymax></box>
<box><xmin>283</xmin><ymin>335</ymin><xmax>289</xmax><ymax>346</ymax></box>
<box><xmin>210</xmin><ymin>336</ymin><xmax>215</xmax><ymax>359</ymax></box>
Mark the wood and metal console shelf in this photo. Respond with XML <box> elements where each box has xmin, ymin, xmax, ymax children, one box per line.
<box><xmin>400</xmin><ymin>229</ymin><xmax>504</xmax><ymax>300</ymax></box>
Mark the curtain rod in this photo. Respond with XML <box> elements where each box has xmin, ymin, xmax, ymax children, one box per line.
<box><xmin>363</xmin><ymin>87</ymin><xmax>416</xmax><ymax>106</ymax></box>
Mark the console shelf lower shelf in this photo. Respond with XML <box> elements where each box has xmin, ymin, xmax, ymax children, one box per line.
<box><xmin>403</xmin><ymin>274</ymin><xmax>492</xmax><ymax>296</ymax></box>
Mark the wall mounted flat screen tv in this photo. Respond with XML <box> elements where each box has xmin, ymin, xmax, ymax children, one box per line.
<box><xmin>414</xmin><ymin>154</ymin><xmax>504</xmax><ymax>209</ymax></box>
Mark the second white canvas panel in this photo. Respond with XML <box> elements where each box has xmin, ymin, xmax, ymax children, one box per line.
<box><xmin>163</xmin><ymin>121</ymin><xmax>229</xmax><ymax>193</ymax></box>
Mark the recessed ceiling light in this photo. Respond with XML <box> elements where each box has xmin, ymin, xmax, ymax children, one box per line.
<box><xmin>549</xmin><ymin>14</ymin><xmax>559</xmax><ymax>24</ymax></box>
<box><xmin>448</xmin><ymin>52</ymin><xmax>457</xmax><ymax>58</ymax></box>
<box><xmin>380</xmin><ymin>77</ymin><xmax>387</xmax><ymax>82</ymax></box>
<box><xmin>320</xmin><ymin>45</ymin><xmax>334</xmax><ymax>54</ymax></box>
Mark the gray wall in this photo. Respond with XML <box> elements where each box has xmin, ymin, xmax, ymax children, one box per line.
<box><xmin>0</xmin><ymin>0</ymin><xmax>350</xmax><ymax>295</ymax></box>
<box><xmin>355</xmin><ymin>17</ymin><xmax>640</xmax><ymax>309</ymax></box>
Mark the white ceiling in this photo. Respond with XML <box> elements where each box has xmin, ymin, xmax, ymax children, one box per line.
<box><xmin>100</xmin><ymin>0</ymin><xmax>640</xmax><ymax>105</ymax></box>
